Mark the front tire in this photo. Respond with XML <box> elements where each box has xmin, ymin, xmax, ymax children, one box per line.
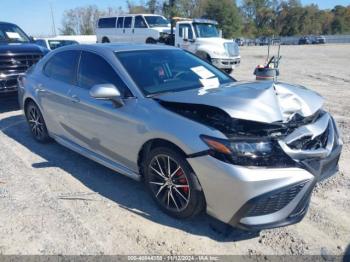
<box><xmin>143</xmin><ymin>147</ymin><xmax>205</xmax><ymax>219</ymax></box>
<box><xmin>25</xmin><ymin>101</ymin><xmax>51</xmax><ymax>143</ymax></box>
<box><xmin>224</xmin><ymin>69</ymin><xmax>233</xmax><ymax>74</ymax></box>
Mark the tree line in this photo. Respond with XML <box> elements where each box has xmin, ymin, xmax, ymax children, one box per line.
<box><xmin>60</xmin><ymin>0</ymin><xmax>350</xmax><ymax>39</ymax></box>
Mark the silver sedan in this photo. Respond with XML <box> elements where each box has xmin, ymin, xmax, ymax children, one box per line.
<box><xmin>18</xmin><ymin>44</ymin><xmax>342</xmax><ymax>230</ymax></box>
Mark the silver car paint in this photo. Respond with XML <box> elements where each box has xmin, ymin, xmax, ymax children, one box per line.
<box><xmin>20</xmin><ymin>45</ymin><xmax>224</xmax><ymax>171</ymax></box>
<box><xmin>188</xmin><ymin>155</ymin><xmax>314</xmax><ymax>223</ymax></box>
<box><xmin>19</xmin><ymin>44</ymin><xmax>341</xmax><ymax>227</ymax></box>
<box><xmin>157</xmin><ymin>81</ymin><xmax>324</xmax><ymax>123</ymax></box>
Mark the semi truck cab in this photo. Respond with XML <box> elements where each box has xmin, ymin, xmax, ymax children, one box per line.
<box><xmin>174</xmin><ymin>19</ymin><xmax>240</xmax><ymax>74</ymax></box>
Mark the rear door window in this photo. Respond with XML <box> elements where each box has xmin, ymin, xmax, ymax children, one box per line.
<box><xmin>77</xmin><ymin>51</ymin><xmax>131</xmax><ymax>96</ymax></box>
<box><xmin>124</xmin><ymin>17</ymin><xmax>132</xmax><ymax>28</ymax></box>
<box><xmin>43</xmin><ymin>50</ymin><xmax>80</xmax><ymax>84</ymax></box>
<box><xmin>117</xmin><ymin>17</ymin><xmax>124</xmax><ymax>28</ymax></box>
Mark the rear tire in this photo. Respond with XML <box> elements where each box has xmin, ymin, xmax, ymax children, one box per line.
<box><xmin>25</xmin><ymin>101</ymin><xmax>51</xmax><ymax>143</ymax></box>
<box><xmin>146</xmin><ymin>38</ymin><xmax>157</xmax><ymax>44</ymax></box>
<box><xmin>102</xmin><ymin>37</ymin><xmax>110</xmax><ymax>43</ymax></box>
<box><xmin>143</xmin><ymin>147</ymin><xmax>205</xmax><ymax>219</ymax></box>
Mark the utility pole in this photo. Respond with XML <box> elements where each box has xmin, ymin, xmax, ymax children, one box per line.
<box><xmin>170</xmin><ymin>0</ymin><xmax>175</xmax><ymax>37</ymax></box>
<box><xmin>50</xmin><ymin>2</ymin><xmax>57</xmax><ymax>36</ymax></box>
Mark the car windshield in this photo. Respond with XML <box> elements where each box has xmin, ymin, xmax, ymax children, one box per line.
<box><xmin>144</xmin><ymin>16</ymin><xmax>169</xmax><ymax>28</ymax></box>
<box><xmin>193</xmin><ymin>23</ymin><xmax>219</xmax><ymax>38</ymax></box>
<box><xmin>0</xmin><ymin>23</ymin><xmax>31</xmax><ymax>43</ymax></box>
<box><xmin>48</xmin><ymin>40</ymin><xmax>78</xmax><ymax>50</ymax></box>
<box><xmin>115</xmin><ymin>49</ymin><xmax>233</xmax><ymax>96</ymax></box>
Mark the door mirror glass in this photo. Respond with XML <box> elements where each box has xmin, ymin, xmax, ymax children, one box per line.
<box><xmin>90</xmin><ymin>84</ymin><xmax>124</xmax><ymax>107</ymax></box>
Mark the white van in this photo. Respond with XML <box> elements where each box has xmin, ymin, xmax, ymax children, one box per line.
<box><xmin>96</xmin><ymin>14</ymin><xmax>171</xmax><ymax>44</ymax></box>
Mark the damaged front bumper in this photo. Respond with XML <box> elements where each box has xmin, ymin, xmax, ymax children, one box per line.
<box><xmin>188</xmin><ymin>112</ymin><xmax>342</xmax><ymax>230</ymax></box>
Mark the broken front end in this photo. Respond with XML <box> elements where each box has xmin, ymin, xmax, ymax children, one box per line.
<box><xmin>158</xmin><ymin>95</ymin><xmax>342</xmax><ymax>230</ymax></box>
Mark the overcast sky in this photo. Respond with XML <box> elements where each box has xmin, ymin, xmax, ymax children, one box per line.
<box><xmin>1</xmin><ymin>0</ymin><xmax>348</xmax><ymax>36</ymax></box>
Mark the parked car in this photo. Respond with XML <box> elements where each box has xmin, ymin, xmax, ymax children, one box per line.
<box><xmin>298</xmin><ymin>36</ymin><xmax>312</xmax><ymax>45</ymax></box>
<box><xmin>18</xmin><ymin>44</ymin><xmax>342</xmax><ymax>230</ymax></box>
<box><xmin>35</xmin><ymin>38</ymin><xmax>79</xmax><ymax>51</ymax></box>
<box><xmin>52</xmin><ymin>35</ymin><xmax>97</xmax><ymax>44</ymax></box>
<box><xmin>235</xmin><ymin>38</ymin><xmax>245</xmax><ymax>46</ymax></box>
<box><xmin>245</xmin><ymin>38</ymin><xmax>256</xmax><ymax>46</ymax></box>
<box><xmin>0</xmin><ymin>21</ymin><xmax>48</xmax><ymax>94</ymax></box>
<box><xmin>256</xmin><ymin>36</ymin><xmax>270</xmax><ymax>46</ymax></box>
<box><xmin>311</xmin><ymin>35</ymin><xmax>326</xmax><ymax>44</ymax></box>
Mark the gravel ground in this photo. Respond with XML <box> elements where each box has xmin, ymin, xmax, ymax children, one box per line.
<box><xmin>0</xmin><ymin>44</ymin><xmax>349</xmax><ymax>256</ymax></box>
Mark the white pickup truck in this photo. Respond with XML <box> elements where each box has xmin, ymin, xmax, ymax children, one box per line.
<box><xmin>96</xmin><ymin>15</ymin><xmax>240</xmax><ymax>73</ymax></box>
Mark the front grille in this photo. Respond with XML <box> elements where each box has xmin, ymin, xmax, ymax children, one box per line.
<box><xmin>246</xmin><ymin>181</ymin><xmax>308</xmax><ymax>217</ymax></box>
<box><xmin>224</xmin><ymin>42</ymin><xmax>239</xmax><ymax>57</ymax></box>
<box><xmin>222</xmin><ymin>60</ymin><xmax>239</xmax><ymax>65</ymax></box>
<box><xmin>0</xmin><ymin>53</ymin><xmax>42</xmax><ymax>75</ymax></box>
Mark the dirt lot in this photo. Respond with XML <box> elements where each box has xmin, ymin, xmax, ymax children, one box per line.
<box><xmin>0</xmin><ymin>44</ymin><xmax>349</xmax><ymax>256</ymax></box>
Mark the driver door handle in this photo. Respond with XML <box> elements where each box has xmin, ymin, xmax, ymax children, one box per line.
<box><xmin>71</xmin><ymin>94</ymin><xmax>80</xmax><ymax>103</ymax></box>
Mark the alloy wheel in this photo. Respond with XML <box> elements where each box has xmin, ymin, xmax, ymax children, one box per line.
<box><xmin>27</xmin><ymin>106</ymin><xmax>45</xmax><ymax>139</ymax></box>
<box><xmin>148</xmin><ymin>154</ymin><xmax>190</xmax><ymax>212</ymax></box>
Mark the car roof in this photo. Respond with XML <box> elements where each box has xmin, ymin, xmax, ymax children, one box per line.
<box><xmin>99</xmin><ymin>14</ymin><xmax>164</xmax><ymax>19</ymax></box>
<box><xmin>56</xmin><ymin>43</ymin><xmax>178</xmax><ymax>53</ymax></box>
<box><xmin>0</xmin><ymin>21</ymin><xmax>17</xmax><ymax>26</ymax></box>
<box><xmin>36</xmin><ymin>38</ymin><xmax>78</xmax><ymax>41</ymax></box>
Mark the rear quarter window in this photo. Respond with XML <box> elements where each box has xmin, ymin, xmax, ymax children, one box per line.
<box><xmin>43</xmin><ymin>50</ymin><xmax>80</xmax><ymax>84</ymax></box>
<box><xmin>124</xmin><ymin>17</ymin><xmax>132</xmax><ymax>28</ymax></box>
<box><xmin>98</xmin><ymin>18</ymin><xmax>116</xmax><ymax>28</ymax></box>
<box><xmin>117</xmin><ymin>17</ymin><xmax>124</xmax><ymax>28</ymax></box>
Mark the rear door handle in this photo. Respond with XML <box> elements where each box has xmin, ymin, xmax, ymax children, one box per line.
<box><xmin>71</xmin><ymin>94</ymin><xmax>80</xmax><ymax>103</ymax></box>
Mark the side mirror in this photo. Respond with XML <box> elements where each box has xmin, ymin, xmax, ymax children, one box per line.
<box><xmin>182</xmin><ymin>27</ymin><xmax>189</xmax><ymax>41</ymax></box>
<box><xmin>90</xmin><ymin>84</ymin><xmax>124</xmax><ymax>107</ymax></box>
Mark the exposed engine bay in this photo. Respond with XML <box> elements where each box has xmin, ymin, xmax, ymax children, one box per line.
<box><xmin>157</xmin><ymin>100</ymin><xmax>323</xmax><ymax>140</ymax></box>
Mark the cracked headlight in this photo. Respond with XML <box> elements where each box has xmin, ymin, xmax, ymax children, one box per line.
<box><xmin>200</xmin><ymin>135</ymin><xmax>295</xmax><ymax>167</ymax></box>
<box><xmin>230</xmin><ymin>140</ymin><xmax>272</xmax><ymax>157</ymax></box>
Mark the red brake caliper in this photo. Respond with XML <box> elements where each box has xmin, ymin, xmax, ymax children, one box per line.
<box><xmin>174</xmin><ymin>169</ymin><xmax>189</xmax><ymax>194</ymax></box>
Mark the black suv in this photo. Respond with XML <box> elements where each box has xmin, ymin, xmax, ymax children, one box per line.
<box><xmin>0</xmin><ymin>22</ymin><xmax>48</xmax><ymax>94</ymax></box>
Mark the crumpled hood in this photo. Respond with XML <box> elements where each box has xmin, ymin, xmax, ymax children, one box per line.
<box><xmin>157</xmin><ymin>81</ymin><xmax>324</xmax><ymax>124</ymax></box>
